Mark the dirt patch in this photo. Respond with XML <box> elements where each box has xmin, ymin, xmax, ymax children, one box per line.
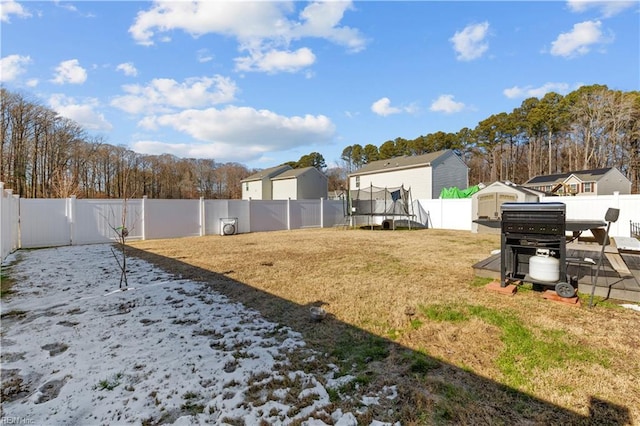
<box><xmin>0</xmin><ymin>352</ymin><xmax>26</xmax><ymax>363</ymax></box>
<box><xmin>34</xmin><ymin>378</ymin><xmax>68</xmax><ymax>404</ymax></box>
<box><xmin>1</xmin><ymin>369</ymin><xmax>39</xmax><ymax>403</ymax></box>
<box><xmin>41</xmin><ymin>342</ymin><xmax>69</xmax><ymax>357</ymax></box>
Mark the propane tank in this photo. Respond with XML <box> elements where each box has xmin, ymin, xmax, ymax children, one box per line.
<box><xmin>529</xmin><ymin>248</ymin><xmax>560</xmax><ymax>282</ymax></box>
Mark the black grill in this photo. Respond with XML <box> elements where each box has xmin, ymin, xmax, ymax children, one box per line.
<box><xmin>500</xmin><ymin>202</ymin><xmax>567</xmax><ymax>287</ymax></box>
<box><xmin>502</xmin><ymin>209</ymin><xmax>565</xmax><ymax>235</ymax></box>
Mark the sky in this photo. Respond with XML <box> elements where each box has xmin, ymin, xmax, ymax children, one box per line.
<box><xmin>1</xmin><ymin>243</ymin><xmax>399</xmax><ymax>424</ymax></box>
<box><xmin>1</xmin><ymin>0</ymin><xmax>639</xmax><ymax>170</ymax></box>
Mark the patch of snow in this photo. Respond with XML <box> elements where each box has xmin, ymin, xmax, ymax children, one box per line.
<box><xmin>325</xmin><ymin>374</ymin><xmax>357</xmax><ymax>390</ymax></box>
<box><xmin>361</xmin><ymin>395</ymin><xmax>380</xmax><ymax>406</ymax></box>
<box><xmin>0</xmin><ymin>244</ymin><xmax>393</xmax><ymax>424</ymax></box>
<box><xmin>621</xmin><ymin>304</ymin><xmax>640</xmax><ymax>312</ymax></box>
<box><xmin>334</xmin><ymin>412</ymin><xmax>358</xmax><ymax>426</ymax></box>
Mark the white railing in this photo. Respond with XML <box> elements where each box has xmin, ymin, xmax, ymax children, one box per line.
<box><xmin>1</xmin><ymin>184</ymin><xmax>639</xmax><ymax>262</ymax></box>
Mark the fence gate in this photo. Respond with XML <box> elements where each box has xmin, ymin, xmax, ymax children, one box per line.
<box><xmin>20</xmin><ymin>199</ymin><xmax>70</xmax><ymax>248</ymax></box>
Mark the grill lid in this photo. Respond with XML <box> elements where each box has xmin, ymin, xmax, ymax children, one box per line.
<box><xmin>501</xmin><ymin>202</ymin><xmax>566</xmax><ymax>234</ymax></box>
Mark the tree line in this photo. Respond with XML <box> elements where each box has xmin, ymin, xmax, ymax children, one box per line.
<box><xmin>341</xmin><ymin>85</ymin><xmax>639</xmax><ymax>192</ymax></box>
<box><xmin>1</xmin><ymin>84</ymin><xmax>638</xmax><ymax>199</ymax></box>
<box><xmin>0</xmin><ymin>87</ymin><xmax>345</xmax><ymax>199</ymax></box>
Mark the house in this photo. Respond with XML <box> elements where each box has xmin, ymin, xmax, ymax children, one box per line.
<box><xmin>522</xmin><ymin>167</ymin><xmax>631</xmax><ymax>196</ymax></box>
<box><xmin>241</xmin><ymin>165</ymin><xmax>292</xmax><ymax>200</ymax></box>
<box><xmin>241</xmin><ymin>165</ymin><xmax>328</xmax><ymax>200</ymax></box>
<box><xmin>347</xmin><ymin>149</ymin><xmax>468</xmax><ymax>200</ymax></box>
<box><xmin>271</xmin><ymin>167</ymin><xmax>328</xmax><ymax>200</ymax></box>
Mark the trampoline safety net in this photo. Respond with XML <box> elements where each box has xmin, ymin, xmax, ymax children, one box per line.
<box><xmin>349</xmin><ymin>184</ymin><xmax>411</xmax><ymax>216</ymax></box>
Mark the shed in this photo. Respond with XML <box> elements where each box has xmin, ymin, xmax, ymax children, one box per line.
<box><xmin>471</xmin><ymin>181</ymin><xmax>543</xmax><ymax>234</ymax></box>
<box><xmin>271</xmin><ymin>167</ymin><xmax>328</xmax><ymax>200</ymax></box>
<box><xmin>241</xmin><ymin>165</ymin><xmax>292</xmax><ymax>200</ymax></box>
<box><xmin>348</xmin><ymin>149</ymin><xmax>468</xmax><ymax>200</ymax></box>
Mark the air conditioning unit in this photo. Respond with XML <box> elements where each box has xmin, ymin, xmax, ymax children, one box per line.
<box><xmin>220</xmin><ymin>218</ymin><xmax>238</xmax><ymax>236</ymax></box>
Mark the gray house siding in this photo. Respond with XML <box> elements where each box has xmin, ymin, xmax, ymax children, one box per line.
<box><xmin>271</xmin><ymin>167</ymin><xmax>328</xmax><ymax>200</ymax></box>
<box><xmin>596</xmin><ymin>168</ymin><xmax>631</xmax><ymax>195</ymax></box>
<box><xmin>431</xmin><ymin>151</ymin><xmax>469</xmax><ymax>198</ymax></box>
<box><xmin>297</xmin><ymin>170</ymin><xmax>328</xmax><ymax>199</ymax></box>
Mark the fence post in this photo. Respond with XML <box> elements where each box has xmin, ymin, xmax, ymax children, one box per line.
<box><xmin>199</xmin><ymin>197</ymin><xmax>205</xmax><ymax>237</ymax></box>
<box><xmin>611</xmin><ymin>191</ymin><xmax>620</xmax><ymax>236</ymax></box>
<box><xmin>320</xmin><ymin>197</ymin><xmax>324</xmax><ymax>228</ymax></box>
<box><xmin>11</xmin><ymin>190</ymin><xmax>20</xmax><ymax>251</ymax></box>
<box><xmin>141</xmin><ymin>196</ymin><xmax>147</xmax><ymax>240</ymax></box>
<box><xmin>287</xmin><ymin>198</ymin><xmax>291</xmax><ymax>230</ymax></box>
<box><xmin>0</xmin><ymin>182</ymin><xmax>4</xmax><ymax>260</ymax></box>
<box><xmin>68</xmin><ymin>195</ymin><xmax>77</xmax><ymax>246</ymax></box>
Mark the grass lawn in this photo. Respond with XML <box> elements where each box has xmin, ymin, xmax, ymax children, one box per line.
<box><xmin>128</xmin><ymin>228</ymin><xmax>640</xmax><ymax>425</ymax></box>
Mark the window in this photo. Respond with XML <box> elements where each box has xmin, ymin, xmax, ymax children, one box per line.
<box><xmin>355</xmin><ymin>176</ymin><xmax>360</xmax><ymax>188</ymax></box>
<box><xmin>583</xmin><ymin>182</ymin><xmax>593</xmax><ymax>193</ymax></box>
<box><xmin>569</xmin><ymin>183</ymin><xmax>578</xmax><ymax>194</ymax></box>
<box><xmin>245</xmin><ymin>182</ymin><xmax>249</xmax><ymax>191</ymax></box>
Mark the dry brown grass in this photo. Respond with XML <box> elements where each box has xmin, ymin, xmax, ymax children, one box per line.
<box><xmin>128</xmin><ymin>228</ymin><xmax>640</xmax><ymax>425</ymax></box>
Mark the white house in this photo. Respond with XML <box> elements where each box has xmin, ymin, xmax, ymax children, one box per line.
<box><xmin>241</xmin><ymin>165</ymin><xmax>292</xmax><ymax>200</ymax></box>
<box><xmin>522</xmin><ymin>167</ymin><xmax>631</xmax><ymax>196</ymax></box>
<box><xmin>271</xmin><ymin>167</ymin><xmax>328</xmax><ymax>200</ymax></box>
<box><xmin>347</xmin><ymin>150</ymin><xmax>468</xmax><ymax>200</ymax></box>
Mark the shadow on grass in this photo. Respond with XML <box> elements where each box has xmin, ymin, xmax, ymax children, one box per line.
<box><xmin>125</xmin><ymin>245</ymin><xmax>632</xmax><ymax>425</ymax></box>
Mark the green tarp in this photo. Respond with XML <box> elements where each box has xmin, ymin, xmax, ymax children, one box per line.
<box><xmin>439</xmin><ymin>185</ymin><xmax>480</xmax><ymax>199</ymax></box>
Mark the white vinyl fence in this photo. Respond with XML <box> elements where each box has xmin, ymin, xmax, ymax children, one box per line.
<box><xmin>1</xmin><ymin>184</ymin><xmax>638</xmax><ymax>262</ymax></box>
<box><xmin>1</xmin><ymin>183</ymin><xmax>20</xmax><ymax>261</ymax></box>
<box><xmin>415</xmin><ymin>193</ymin><xmax>639</xmax><ymax>237</ymax></box>
<box><xmin>417</xmin><ymin>199</ymin><xmax>474</xmax><ymax>231</ymax></box>
<box><xmin>1</xmin><ymin>195</ymin><xmax>347</xmax><ymax>260</ymax></box>
<box><xmin>539</xmin><ymin>194</ymin><xmax>639</xmax><ymax>239</ymax></box>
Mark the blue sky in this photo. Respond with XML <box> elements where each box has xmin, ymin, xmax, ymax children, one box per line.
<box><xmin>1</xmin><ymin>1</ymin><xmax>639</xmax><ymax>170</ymax></box>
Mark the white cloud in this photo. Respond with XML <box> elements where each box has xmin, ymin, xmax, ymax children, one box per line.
<box><xmin>429</xmin><ymin>95</ymin><xmax>465</xmax><ymax>114</ymax></box>
<box><xmin>197</xmin><ymin>48</ymin><xmax>214</xmax><ymax>63</ymax></box>
<box><xmin>128</xmin><ymin>1</ymin><xmax>365</xmax><ymax>74</ymax></box>
<box><xmin>111</xmin><ymin>75</ymin><xmax>237</xmax><ymax>115</ymax></box>
<box><xmin>566</xmin><ymin>1</ymin><xmax>636</xmax><ymax>18</ymax></box>
<box><xmin>235</xmin><ymin>47</ymin><xmax>316</xmax><ymax>73</ymax></box>
<box><xmin>550</xmin><ymin>20</ymin><xmax>605</xmax><ymax>57</ymax></box>
<box><xmin>134</xmin><ymin>106</ymin><xmax>335</xmax><ymax>162</ymax></box>
<box><xmin>51</xmin><ymin>59</ymin><xmax>87</xmax><ymax>84</ymax></box>
<box><xmin>48</xmin><ymin>94</ymin><xmax>113</xmax><ymax>131</ymax></box>
<box><xmin>0</xmin><ymin>54</ymin><xmax>31</xmax><ymax>82</ymax></box>
<box><xmin>141</xmin><ymin>106</ymin><xmax>334</xmax><ymax>145</ymax></box>
<box><xmin>450</xmin><ymin>22</ymin><xmax>490</xmax><ymax>61</ymax></box>
<box><xmin>116</xmin><ymin>62</ymin><xmax>138</xmax><ymax>77</ymax></box>
<box><xmin>132</xmin><ymin>140</ymin><xmax>266</xmax><ymax>163</ymax></box>
<box><xmin>371</xmin><ymin>97</ymin><xmax>401</xmax><ymax>116</ymax></box>
<box><xmin>55</xmin><ymin>2</ymin><xmax>77</xmax><ymax>13</ymax></box>
<box><xmin>292</xmin><ymin>1</ymin><xmax>366</xmax><ymax>53</ymax></box>
<box><xmin>1</xmin><ymin>0</ymin><xmax>31</xmax><ymax>22</ymax></box>
<box><xmin>503</xmin><ymin>82</ymin><xmax>572</xmax><ymax>99</ymax></box>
